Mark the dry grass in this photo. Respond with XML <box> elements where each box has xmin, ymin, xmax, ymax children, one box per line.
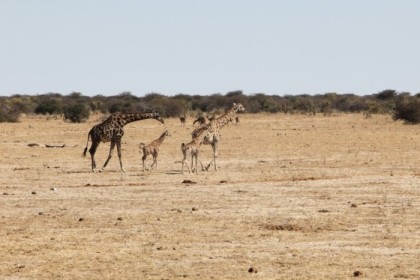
<box><xmin>1</xmin><ymin>113</ymin><xmax>419</xmax><ymax>279</ymax></box>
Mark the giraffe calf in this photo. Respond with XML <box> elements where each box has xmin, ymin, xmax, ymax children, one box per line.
<box><xmin>181</xmin><ymin>141</ymin><xmax>204</xmax><ymax>174</ymax></box>
<box><xmin>139</xmin><ymin>130</ymin><xmax>171</xmax><ymax>171</ymax></box>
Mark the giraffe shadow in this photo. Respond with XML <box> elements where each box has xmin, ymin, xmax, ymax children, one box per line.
<box><xmin>165</xmin><ymin>170</ymin><xmax>183</xmax><ymax>175</ymax></box>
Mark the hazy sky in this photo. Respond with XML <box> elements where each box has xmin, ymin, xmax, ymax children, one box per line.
<box><xmin>1</xmin><ymin>0</ymin><xmax>419</xmax><ymax>96</ymax></box>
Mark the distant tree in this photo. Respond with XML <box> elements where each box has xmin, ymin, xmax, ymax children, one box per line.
<box><xmin>0</xmin><ymin>98</ymin><xmax>21</xmax><ymax>122</ymax></box>
<box><xmin>143</xmin><ymin>92</ymin><xmax>165</xmax><ymax>102</ymax></box>
<box><xmin>173</xmin><ymin>94</ymin><xmax>191</xmax><ymax>115</ymax></box>
<box><xmin>108</xmin><ymin>102</ymin><xmax>125</xmax><ymax>113</ymax></box>
<box><xmin>250</xmin><ymin>94</ymin><xmax>281</xmax><ymax>113</ymax></box>
<box><xmin>68</xmin><ymin>92</ymin><xmax>82</xmax><ymax>99</ymax></box>
<box><xmin>225</xmin><ymin>90</ymin><xmax>248</xmax><ymax>108</ymax></box>
<box><xmin>2</xmin><ymin>89</ymin><xmax>419</xmax><ymax>121</ymax></box>
<box><xmin>376</xmin><ymin>89</ymin><xmax>397</xmax><ymax>100</ymax></box>
<box><xmin>9</xmin><ymin>95</ymin><xmax>33</xmax><ymax>114</ymax></box>
<box><xmin>393</xmin><ymin>97</ymin><xmax>420</xmax><ymax>124</ymax></box>
<box><xmin>225</xmin><ymin>90</ymin><xmax>243</xmax><ymax>97</ymax></box>
<box><xmin>320</xmin><ymin>99</ymin><xmax>332</xmax><ymax>114</ymax></box>
<box><xmin>34</xmin><ymin>98</ymin><xmax>62</xmax><ymax>115</ymax></box>
<box><xmin>161</xmin><ymin>98</ymin><xmax>184</xmax><ymax>117</ymax></box>
<box><xmin>119</xmin><ymin>91</ymin><xmax>133</xmax><ymax>97</ymax></box>
<box><xmin>294</xmin><ymin>95</ymin><xmax>315</xmax><ymax>113</ymax></box>
<box><xmin>63</xmin><ymin>103</ymin><xmax>90</xmax><ymax>123</ymax></box>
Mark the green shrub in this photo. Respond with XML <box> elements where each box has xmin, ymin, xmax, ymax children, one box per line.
<box><xmin>34</xmin><ymin>98</ymin><xmax>62</xmax><ymax>115</ymax></box>
<box><xmin>393</xmin><ymin>98</ymin><xmax>420</xmax><ymax>124</ymax></box>
<box><xmin>63</xmin><ymin>103</ymin><xmax>90</xmax><ymax>123</ymax></box>
<box><xmin>0</xmin><ymin>99</ymin><xmax>21</xmax><ymax>122</ymax></box>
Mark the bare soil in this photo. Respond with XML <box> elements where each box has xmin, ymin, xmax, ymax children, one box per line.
<box><xmin>1</xmin><ymin>113</ymin><xmax>419</xmax><ymax>279</ymax></box>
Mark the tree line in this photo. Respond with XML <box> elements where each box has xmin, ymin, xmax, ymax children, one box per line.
<box><xmin>0</xmin><ymin>89</ymin><xmax>419</xmax><ymax>124</ymax></box>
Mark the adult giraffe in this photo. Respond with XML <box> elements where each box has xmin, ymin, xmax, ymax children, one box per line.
<box><xmin>82</xmin><ymin>112</ymin><xmax>164</xmax><ymax>172</ymax></box>
<box><xmin>191</xmin><ymin>103</ymin><xmax>245</xmax><ymax>171</ymax></box>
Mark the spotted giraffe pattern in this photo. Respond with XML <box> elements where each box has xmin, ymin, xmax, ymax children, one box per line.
<box><xmin>191</xmin><ymin>103</ymin><xmax>245</xmax><ymax>171</ymax></box>
<box><xmin>83</xmin><ymin>112</ymin><xmax>164</xmax><ymax>172</ymax></box>
<box><xmin>139</xmin><ymin>130</ymin><xmax>171</xmax><ymax>171</ymax></box>
<box><xmin>181</xmin><ymin>127</ymin><xmax>211</xmax><ymax>174</ymax></box>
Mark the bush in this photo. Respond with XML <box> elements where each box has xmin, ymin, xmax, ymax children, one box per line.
<box><xmin>0</xmin><ymin>98</ymin><xmax>21</xmax><ymax>122</ymax></box>
<box><xmin>393</xmin><ymin>97</ymin><xmax>420</xmax><ymax>124</ymax></box>
<box><xmin>160</xmin><ymin>98</ymin><xmax>184</xmax><ymax>117</ymax></box>
<box><xmin>63</xmin><ymin>103</ymin><xmax>90</xmax><ymax>123</ymax></box>
<box><xmin>34</xmin><ymin>98</ymin><xmax>62</xmax><ymax>115</ymax></box>
<box><xmin>376</xmin><ymin>89</ymin><xmax>397</xmax><ymax>100</ymax></box>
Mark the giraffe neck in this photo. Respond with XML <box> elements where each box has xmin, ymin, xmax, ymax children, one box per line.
<box><xmin>211</xmin><ymin>105</ymin><xmax>239</xmax><ymax>130</ymax></box>
<box><xmin>115</xmin><ymin>113</ymin><xmax>155</xmax><ymax>127</ymax></box>
<box><xmin>193</xmin><ymin>127</ymin><xmax>211</xmax><ymax>145</ymax></box>
<box><xmin>154</xmin><ymin>131</ymin><xmax>168</xmax><ymax>146</ymax></box>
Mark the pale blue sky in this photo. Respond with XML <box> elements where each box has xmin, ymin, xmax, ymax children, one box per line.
<box><xmin>1</xmin><ymin>0</ymin><xmax>419</xmax><ymax>96</ymax></box>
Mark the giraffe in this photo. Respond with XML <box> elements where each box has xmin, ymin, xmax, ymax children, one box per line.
<box><xmin>82</xmin><ymin>112</ymin><xmax>164</xmax><ymax>172</ymax></box>
<box><xmin>179</xmin><ymin>115</ymin><xmax>186</xmax><ymax>126</ymax></box>
<box><xmin>180</xmin><ymin>127</ymin><xmax>210</xmax><ymax>174</ymax></box>
<box><xmin>139</xmin><ymin>130</ymin><xmax>171</xmax><ymax>171</ymax></box>
<box><xmin>191</xmin><ymin>103</ymin><xmax>245</xmax><ymax>171</ymax></box>
<box><xmin>193</xmin><ymin>115</ymin><xmax>209</xmax><ymax>126</ymax></box>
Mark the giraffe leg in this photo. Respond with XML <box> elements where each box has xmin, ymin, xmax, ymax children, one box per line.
<box><xmin>212</xmin><ymin>140</ymin><xmax>219</xmax><ymax>171</ymax></box>
<box><xmin>101</xmin><ymin>141</ymin><xmax>115</xmax><ymax>172</ymax></box>
<box><xmin>205</xmin><ymin>141</ymin><xmax>218</xmax><ymax>171</ymax></box>
<box><xmin>149</xmin><ymin>151</ymin><xmax>156</xmax><ymax>170</ymax></box>
<box><xmin>199</xmin><ymin>159</ymin><xmax>205</xmax><ymax>171</ymax></box>
<box><xmin>205</xmin><ymin>159</ymin><xmax>213</xmax><ymax>171</ymax></box>
<box><xmin>191</xmin><ymin>153</ymin><xmax>195</xmax><ymax>173</ymax></box>
<box><xmin>142</xmin><ymin>153</ymin><xmax>148</xmax><ymax>171</ymax></box>
<box><xmin>150</xmin><ymin>153</ymin><xmax>158</xmax><ymax>170</ymax></box>
<box><xmin>182</xmin><ymin>157</ymin><xmax>190</xmax><ymax>174</ymax></box>
<box><xmin>181</xmin><ymin>145</ymin><xmax>191</xmax><ymax>174</ymax></box>
<box><xmin>116</xmin><ymin>140</ymin><xmax>126</xmax><ymax>172</ymax></box>
<box><xmin>192</xmin><ymin>150</ymin><xmax>200</xmax><ymax>174</ymax></box>
<box><xmin>89</xmin><ymin>141</ymin><xmax>100</xmax><ymax>172</ymax></box>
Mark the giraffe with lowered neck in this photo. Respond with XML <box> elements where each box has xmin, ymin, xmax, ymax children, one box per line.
<box><xmin>139</xmin><ymin>130</ymin><xmax>171</xmax><ymax>171</ymax></box>
<box><xmin>191</xmin><ymin>103</ymin><xmax>245</xmax><ymax>171</ymax></box>
<box><xmin>83</xmin><ymin>112</ymin><xmax>164</xmax><ymax>172</ymax></box>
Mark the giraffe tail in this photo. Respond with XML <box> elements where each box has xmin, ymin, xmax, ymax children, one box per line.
<box><xmin>139</xmin><ymin>143</ymin><xmax>146</xmax><ymax>150</ymax></box>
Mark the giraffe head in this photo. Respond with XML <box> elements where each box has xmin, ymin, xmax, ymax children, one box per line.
<box><xmin>232</xmin><ymin>103</ymin><xmax>246</xmax><ymax>113</ymax></box>
<box><xmin>162</xmin><ymin>129</ymin><xmax>171</xmax><ymax>137</ymax></box>
<box><xmin>151</xmin><ymin>111</ymin><xmax>165</xmax><ymax>124</ymax></box>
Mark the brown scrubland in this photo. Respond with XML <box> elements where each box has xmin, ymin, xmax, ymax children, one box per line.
<box><xmin>1</xmin><ymin>113</ymin><xmax>419</xmax><ymax>279</ymax></box>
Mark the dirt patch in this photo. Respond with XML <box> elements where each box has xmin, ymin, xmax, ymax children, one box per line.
<box><xmin>264</xmin><ymin>223</ymin><xmax>303</xmax><ymax>232</ymax></box>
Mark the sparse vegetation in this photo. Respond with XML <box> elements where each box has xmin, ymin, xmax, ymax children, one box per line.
<box><xmin>1</xmin><ymin>113</ymin><xmax>418</xmax><ymax>279</ymax></box>
<box><xmin>0</xmin><ymin>96</ymin><xmax>31</xmax><ymax>122</ymax></box>
<box><xmin>393</xmin><ymin>95</ymin><xmax>420</xmax><ymax>124</ymax></box>
<box><xmin>63</xmin><ymin>103</ymin><xmax>90</xmax><ymax>123</ymax></box>
<box><xmin>34</xmin><ymin>95</ymin><xmax>62</xmax><ymax>115</ymax></box>
<box><xmin>0</xmin><ymin>89</ymin><xmax>418</xmax><ymax>123</ymax></box>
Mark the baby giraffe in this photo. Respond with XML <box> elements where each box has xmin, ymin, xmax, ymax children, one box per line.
<box><xmin>181</xmin><ymin>128</ymin><xmax>208</xmax><ymax>174</ymax></box>
<box><xmin>139</xmin><ymin>130</ymin><xmax>171</xmax><ymax>171</ymax></box>
<box><xmin>181</xmin><ymin>139</ymin><xmax>203</xmax><ymax>174</ymax></box>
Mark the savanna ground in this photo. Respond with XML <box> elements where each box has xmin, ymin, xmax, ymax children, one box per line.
<box><xmin>0</xmin><ymin>113</ymin><xmax>419</xmax><ymax>279</ymax></box>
